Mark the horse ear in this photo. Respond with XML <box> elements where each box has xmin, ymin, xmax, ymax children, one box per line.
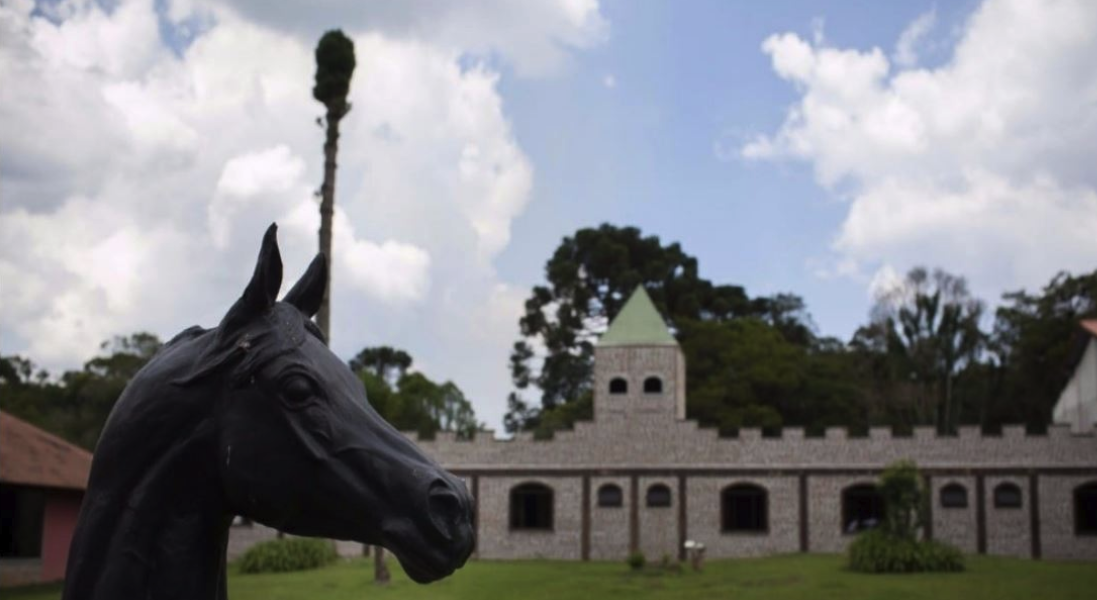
<box><xmin>220</xmin><ymin>223</ymin><xmax>283</xmax><ymax>332</ymax></box>
<box><xmin>282</xmin><ymin>253</ymin><xmax>327</xmax><ymax>318</ymax></box>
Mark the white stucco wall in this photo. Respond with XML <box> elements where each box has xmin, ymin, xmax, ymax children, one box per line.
<box><xmin>1054</xmin><ymin>339</ymin><xmax>1097</xmax><ymax>433</ymax></box>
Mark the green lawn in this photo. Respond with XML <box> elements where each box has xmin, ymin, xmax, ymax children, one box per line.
<box><xmin>9</xmin><ymin>554</ymin><xmax>1097</xmax><ymax>600</ymax></box>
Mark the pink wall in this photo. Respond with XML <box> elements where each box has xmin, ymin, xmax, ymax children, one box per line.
<box><xmin>42</xmin><ymin>491</ymin><xmax>83</xmax><ymax>582</ymax></box>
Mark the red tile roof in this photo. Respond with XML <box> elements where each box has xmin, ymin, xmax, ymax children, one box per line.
<box><xmin>1081</xmin><ymin>319</ymin><xmax>1097</xmax><ymax>339</ymax></box>
<box><xmin>0</xmin><ymin>410</ymin><xmax>92</xmax><ymax>490</ymax></box>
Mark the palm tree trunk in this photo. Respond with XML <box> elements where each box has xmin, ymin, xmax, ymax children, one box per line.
<box><xmin>317</xmin><ymin>107</ymin><xmax>344</xmax><ymax>340</ymax></box>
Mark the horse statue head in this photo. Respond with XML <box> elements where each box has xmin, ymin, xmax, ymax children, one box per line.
<box><xmin>63</xmin><ymin>225</ymin><xmax>474</xmax><ymax>600</ymax></box>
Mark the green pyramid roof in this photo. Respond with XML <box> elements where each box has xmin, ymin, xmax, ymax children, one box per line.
<box><xmin>598</xmin><ymin>286</ymin><xmax>677</xmax><ymax>347</ymax></box>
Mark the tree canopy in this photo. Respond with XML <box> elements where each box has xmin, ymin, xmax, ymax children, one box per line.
<box><xmin>312</xmin><ymin>30</ymin><xmax>356</xmax><ymax>113</ymax></box>
<box><xmin>350</xmin><ymin>346</ymin><xmax>480</xmax><ymax>440</ymax></box>
<box><xmin>506</xmin><ymin>223</ymin><xmax>818</xmax><ymax>435</ymax></box>
<box><xmin>1</xmin><ymin>333</ymin><xmax>163</xmax><ymax>450</ymax></box>
<box><xmin>2</xmin><ymin>224</ymin><xmax>1091</xmax><ymax>448</ymax></box>
<box><xmin>508</xmin><ymin>223</ymin><xmax>1096</xmax><ymax>437</ymax></box>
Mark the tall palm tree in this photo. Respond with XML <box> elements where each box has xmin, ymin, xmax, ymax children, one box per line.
<box><xmin>312</xmin><ymin>29</ymin><xmax>356</xmax><ymax>340</ymax></box>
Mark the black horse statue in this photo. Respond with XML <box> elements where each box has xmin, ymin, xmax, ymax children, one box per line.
<box><xmin>62</xmin><ymin>224</ymin><xmax>474</xmax><ymax>600</ymax></box>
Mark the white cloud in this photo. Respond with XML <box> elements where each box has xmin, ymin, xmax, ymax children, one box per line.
<box><xmin>0</xmin><ymin>0</ymin><xmax>605</xmax><ymax>430</ymax></box>
<box><xmin>743</xmin><ymin>0</ymin><xmax>1097</xmax><ymax>301</ymax></box>
<box><xmin>603</xmin><ymin>74</ymin><xmax>616</xmax><ymax>88</ymax></box>
<box><xmin>893</xmin><ymin>8</ymin><xmax>936</xmax><ymax>68</ymax></box>
<box><xmin>185</xmin><ymin>0</ymin><xmax>609</xmax><ymax>78</ymax></box>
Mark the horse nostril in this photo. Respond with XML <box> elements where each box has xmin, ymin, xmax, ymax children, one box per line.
<box><xmin>427</xmin><ymin>481</ymin><xmax>466</xmax><ymax>542</ymax></box>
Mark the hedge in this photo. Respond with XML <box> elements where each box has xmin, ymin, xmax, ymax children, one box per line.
<box><xmin>238</xmin><ymin>537</ymin><xmax>339</xmax><ymax>574</ymax></box>
<box><xmin>849</xmin><ymin>530</ymin><xmax>965</xmax><ymax>573</ymax></box>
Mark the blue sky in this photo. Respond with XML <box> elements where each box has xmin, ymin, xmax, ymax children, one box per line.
<box><xmin>498</xmin><ymin>0</ymin><xmax>979</xmax><ymax>340</ymax></box>
<box><xmin>2</xmin><ymin>0</ymin><xmax>1095</xmax><ymax>431</ymax></box>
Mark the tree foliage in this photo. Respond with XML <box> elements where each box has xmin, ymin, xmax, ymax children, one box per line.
<box><xmin>849</xmin><ymin>461</ymin><xmax>963</xmax><ymax>573</ymax></box>
<box><xmin>507</xmin><ymin>223</ymin><xmax>815</xmax><ymax>434</ymax></box>
<box><xmin>1</xmin><ymin>333</ymin><xmax>163</xmax><ymax>450</ymax></box>
<box><xmin>855</xmin><ymin>268</ymin><xmax>986</xmax><ymax>432</ymax></box>
<box><xmin>509</xmin><ymin>223</ymin><xmax>1096</xmax><ymax>439</ymax></box>
<box><xmin>349</xmin><ymin>346</ymin><xmax>412</xmax><ymax>385</ymax></box>
<box><xmin>350</xmin><ymin>347</ymin><xmax>479</xmax><ymax>440</ymax></box>
<box><xmin>990</xmin><ymin>270</ymin><xmax>1097</xmax><ymax>429</ymax></box>
<box><xmin>877</xmin><ymin>460</ymin><xmax>926</xmax><ymax>540</ymax></box>
<box><xmin>312</xmin><ymin>30</ymin><xmax>356</xmax><ymax>113</ymax></box>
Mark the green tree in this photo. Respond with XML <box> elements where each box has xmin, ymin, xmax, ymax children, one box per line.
<box><xmin>878</xmin><ymin>460</ymin><xmax>926</xmax><ymax>540</ymax></box>
<box><xmin>990</xmin><ymin>269</ymin><xmax>1097</xmax><ymax>429</ymax></box>
<box><xmin>679</xmin><ymin>318</ymin><xmax>796</xmax><ymax>434</ymax></box>
<box><xmin>0</xmin><ymin>333</ymin><xmax>162</xmax><ymax>450</ymax></box>
<box><xmin>351</xmin><ymin>347</ymin><xmax>479</xmax><ymax>440</ymax></box>
<box><xmin>312</xmin><ymin>29</ymin><xmax>356</xmax><ymax>340</ymax></box>
<box><xmin>507</xmin><ymin>223</ymin><xmax>812</xmax><ymax>433</ymax></box>
<box><xmin>349</xmin><ymin>346</ymin><xmax>412</xmax><ymax>386</ymax></box>
<box><xmin>858</xmin><ymin>267</ymin><xmax>985</xmax><ymax>432</ymax></box>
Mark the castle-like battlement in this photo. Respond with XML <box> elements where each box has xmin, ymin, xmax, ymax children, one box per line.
<box><xmin>407</xmin><ymin>418</ymin><xmax>1096</xmax><ymax>471</ymax></box>
<box><xmin>400</xmin><ymin>288</ymin><xmax>1097</xmax><ymax>564</ymax></box>
<box><xmin>409</xmin><ymin>422</ymin><xmax>1092</xmax><ymax>446</ymax></box>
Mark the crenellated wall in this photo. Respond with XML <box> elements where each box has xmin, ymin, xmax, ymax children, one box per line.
<box><xmin>408</xmin><ymin>420</ymin><xmax>1096</xmax><ymax>471</ymax></box>
<box><xmin>404</xmin><ymin>417</ymin><xmax>1096</xmax><ymax>562</ymax></box>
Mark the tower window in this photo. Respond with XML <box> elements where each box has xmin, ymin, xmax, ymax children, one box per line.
<box><xmin>722</xmin><ymin>484</ymin><xmax>768</xmax><ymax>533</ymax></box>
<box><xmin>597</xmin><ymin>484</ymin><xmax>623</xmax><ymax>508</ymax></box>
<box><xmin>1075</xmin><ymin>481</ymin><xmax>1097</xmax><ymax>535</ymax></box>
<box><xmin>646</xmin><ymin>484</ymin><xmax>672</xmax><ymax>508</ymax></box>
<box><xmin>510</xmin><ymin>482</ymin><xmax>554</xmax><ymax>530</ymax></box>
<box><xmin>609</xmin><ymin>377</ymin><xmax>628</xmax><ymax>395</ymax></box>
<box><xmin>940</xmin><ymin>483</ymin><xmax>968</xmax><ymax>509</ymax></box>
<box><xmin>643</xmin><ymin>376</ymin><xmax>663</xmax><ymax>394</ymax></box>
<box><xmin>993</xmin><ymin>482</ymin><xmax>1023</xmax><ymax>509</ymax></box>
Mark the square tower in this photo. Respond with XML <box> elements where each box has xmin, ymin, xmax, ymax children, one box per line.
<box><xmin>594</xmin><ymin>286</ymin><xmax>686</xmax><ymax>421</ymax></box>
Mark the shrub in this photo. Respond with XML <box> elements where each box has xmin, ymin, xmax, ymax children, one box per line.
<box><xmin>849</xmin><ymin>530</ymin><xmax>964</xmax><ymax>573</ymax></box>
<box><xmin>878</xmin><ymin>460</ymin><xmax>926</xmax><ymax>540</ymax></box>
<box><xmin>625</xmin><ymin>550</ymin><xmax>646</xmax><ymax>571</ymax></box>
<box><xmin>848</xmin><ymin>460</ymin><xmax>964</xmax><ymax>573</ymax></box>
<box><xmin>238</xmin><ymin>537</ymin><xmax>339</xmax><ymax>574</ymax></box>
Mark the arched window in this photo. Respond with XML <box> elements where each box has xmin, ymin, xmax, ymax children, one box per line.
<box><xmin>510</xmin><ymin>483</ymin><xmax>553</xmax><ymax>530</ymax></box>
<box><xmin>721</xmin><ymin>484</ymin><xmax>767</xmax><ymax>533</ymax></box>
<box><xmin>646</xmin><ymin>483</ymin><xmax>672</xmax><ymax>508</ymax></box>
<box><xmin>643</xmin><ymin>376</ymin><xmax>663</xmax><ymax>394</ymax></box>
<box><xmin>597</xmin><ymin>484</ymin><xmax>623</xmax><ymax>508</ymax></box>
<box><xmin>940</xmin><ymin>483</ymin><xmax>969</xmax><ymax>509</ymax></box>
<box><xmin>1075</xmin><ymin>481</ymin><xmax>1097</xmax><ymax>535</ymax></box>
<box><xmin>842</xmin><ymin>483</ymin><xmax>884</xmax><ymax>534</ymax></box>
<box><xmin>609</xmin><ymin>377</ymin><xmax>628</xmax><ymax>395</ymax></box>
<box><xmin>993</xmin><ymin>482</ymin><xmax>1023</xmax><ymax>509</ymax></box>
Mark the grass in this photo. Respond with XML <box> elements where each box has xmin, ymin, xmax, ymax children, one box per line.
<box><xmin>9</xmin><ymin>554</ymin><xmax>1097</xmax><ymax>600</ymax></box>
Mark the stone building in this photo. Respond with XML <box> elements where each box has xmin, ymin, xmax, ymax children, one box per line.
<box><xmin>226</xmin><ymin>288</ymin><xmax>1097</xmax><ymax>562</ymax></box>
<box><xmin>409</xmin><ymin>288</ymin><xmax>1097</xmax><ymax>562</ymax></box>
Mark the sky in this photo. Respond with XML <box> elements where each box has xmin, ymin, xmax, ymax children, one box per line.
<box><xmin>2</xmin><ymin>0</ymin><xmax>1096</xmax><ymax>432</ymax></box>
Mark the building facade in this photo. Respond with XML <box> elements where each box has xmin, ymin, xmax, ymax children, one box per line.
<box><xmin>408</xmin><ymin>288</ymin><xmax>1097</xmax><ymax>562</ymax></box>
<box><xmin>0</xmin><ymin>411</ymin><xmax>91</xmax><ymax>587</ymax></box>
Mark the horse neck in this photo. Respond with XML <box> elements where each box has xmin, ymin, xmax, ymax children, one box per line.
<box><xmin>64</xmin><ymin>418</ymin><xmax>231</xmax><ymax>600</ymax></box>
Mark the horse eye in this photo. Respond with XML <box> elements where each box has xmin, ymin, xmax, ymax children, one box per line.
<box><xmin>281</xmin><ymin>375</ymin><xmax>315</xmax><ymax>406</ymax></box>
